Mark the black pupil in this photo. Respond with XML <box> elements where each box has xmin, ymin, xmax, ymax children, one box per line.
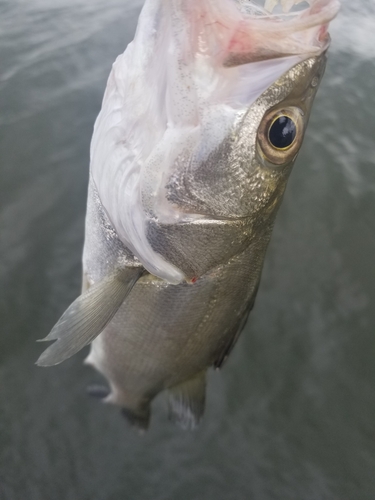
<box><xmin>269</xmin><ymin>116</ymin><xmax>296</xmax><ymax>150</ymax></box>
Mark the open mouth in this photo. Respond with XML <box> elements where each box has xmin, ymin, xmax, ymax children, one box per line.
<box><xmin>179</xmin><ymin>0</ymin><xmax>340</xmax><ymax>68</ymax></box>
<box><xmin>218</xmin><ymin>0</ymin><xmax>341</xmax><ymax>66</ymax></box>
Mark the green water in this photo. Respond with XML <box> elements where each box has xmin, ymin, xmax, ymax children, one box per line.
<box><xmin>1</xmin><ymin>1</ymin><xmax>375</xmax><ymax>498</ymax></box>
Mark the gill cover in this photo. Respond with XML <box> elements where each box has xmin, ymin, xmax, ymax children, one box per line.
<box><xmin>90</xmin><ymin>0</ymin><xmax>340</xmax><ymax>283</ymax></box>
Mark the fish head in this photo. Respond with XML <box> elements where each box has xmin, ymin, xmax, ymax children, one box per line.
<box><xmin>91</xmin><ymin>0</ymin><xmax>340</xmax><ymax>283</ymax></box>
<box><xmin>163</xmin><ymin>54</ymin><xmax>327</xmax><ymax>223</ymax></box>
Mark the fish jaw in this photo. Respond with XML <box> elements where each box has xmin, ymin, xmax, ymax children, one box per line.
<box><xmin>90</xmin><ymin>0</ymin><xmax>339</xmax><ymax>283</ymax></box>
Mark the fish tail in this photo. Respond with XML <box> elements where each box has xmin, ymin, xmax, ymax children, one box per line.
<box><xmin>121</xmin><ymin>405</ymin><xmax>151</xmax><ymax>433</ymax></box>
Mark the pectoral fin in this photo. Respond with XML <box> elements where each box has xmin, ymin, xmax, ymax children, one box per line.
<box><xmin>36</xmin><ymin>267</ymin><xmax>144</xmax><ymax>367</ymax></box>
<box><xmin>168</xmin><ymin>371</ymin><xmax>206</xmax><ymax>430</ymax></box>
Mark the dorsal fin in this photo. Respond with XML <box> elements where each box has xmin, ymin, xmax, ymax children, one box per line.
<box><xmin>214</xmin><ymin>284</ymin><xmax>259</xmax><ymax>369</ymax></box>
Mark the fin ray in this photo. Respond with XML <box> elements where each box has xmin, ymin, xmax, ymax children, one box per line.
<box><xmin>168</xmin><ymin>371</ymin><xmax>206</xmax><ymax>430</ymax></box>
<box><xmin>36</xmin><ymin>267</ymin><xmax>144</xmax><ymax>367</ymax></box>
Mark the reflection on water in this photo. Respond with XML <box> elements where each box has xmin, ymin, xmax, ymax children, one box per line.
<box><xmin>0</xmin><ymin>1</ymin><xmax>375</xmax><ymax>499</ymax></box>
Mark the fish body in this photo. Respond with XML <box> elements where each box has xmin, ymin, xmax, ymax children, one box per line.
<box><xmin>37</xmin><ymin>0</ymin><xmax>340</xmax><ymax>429</ymax></box>
<box><xmin>83</xmin><ymin>179</ymin><xmax>268</xmax><ymax>427</ymax></box>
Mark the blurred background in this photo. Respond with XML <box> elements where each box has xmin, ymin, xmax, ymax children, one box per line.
<box><xmin>0</xmin><ymin>0</ymin><xmax>374</xmax><ymax>498</ymax></box>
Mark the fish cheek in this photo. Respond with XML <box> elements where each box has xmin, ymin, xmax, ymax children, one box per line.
<box><xmin>164</xmin><ymin>136</ymin><xmax>256</xmax><ymax>219</ymax></box>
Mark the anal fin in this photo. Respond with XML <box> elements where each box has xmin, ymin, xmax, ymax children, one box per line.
<box><xmin>36</xmin><ymin>267</ymin><xmax>144</xmax><ymax>367</ymax></box>
<box><xmin>168</xmin><ymin>371</ymin><xmax>206</xmax><ymax>430</ymax></box>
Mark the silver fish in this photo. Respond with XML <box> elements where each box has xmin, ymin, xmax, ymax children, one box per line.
<box><xmin>37</xmin><ymin>0</ymin><xmax>340</xmax><ymax>429</ymax></box>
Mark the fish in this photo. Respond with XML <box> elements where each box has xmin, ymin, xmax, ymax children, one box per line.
<box><xmin>37</xmin><ymin>0</ymin><xmax>340</xmax><ymax>430</ymax></box>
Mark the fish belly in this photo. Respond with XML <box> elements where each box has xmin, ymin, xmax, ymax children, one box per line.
<box><xmin>87</xmin><ymin>243</ymin><xmax>261</xmax><ymax>410</ymax></box>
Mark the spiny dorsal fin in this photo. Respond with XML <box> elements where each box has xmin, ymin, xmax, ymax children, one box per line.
<box><xmin>168</xmin><ymin>371</ymin><xmax>206</xmax><ymax>430</ymax></box>
<box><xmin>36</xmin><ymin>267</ymin><xmax>144</xmax><ymax>367</ymax></box>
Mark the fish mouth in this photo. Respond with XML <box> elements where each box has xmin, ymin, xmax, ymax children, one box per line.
<box><xmin>185</xmin><ymin>0</ymin><xmax>340</xmax><ymax>67</ymax></box>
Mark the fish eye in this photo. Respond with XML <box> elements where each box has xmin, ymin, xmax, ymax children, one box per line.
<box><xmin>257</xmin><ymin>107</ymin><xmax>304</xmax><ymax>166</ymax></box>
<box><xmin>268</xmin><ymin>115</ymin><xmax>297</xmax><ymax>150</ymax></box>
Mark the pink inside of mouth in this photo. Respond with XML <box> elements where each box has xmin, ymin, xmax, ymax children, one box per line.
<box><xmin>181</xmin><ymin>0</ymin><xmax>340</xmax><ymax>65</ymax></box>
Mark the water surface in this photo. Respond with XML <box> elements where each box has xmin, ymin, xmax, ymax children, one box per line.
<box><xmin>1</xmin><ymin>1</ymin><xmax>375</xmax><ymax>498</ymax></box>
